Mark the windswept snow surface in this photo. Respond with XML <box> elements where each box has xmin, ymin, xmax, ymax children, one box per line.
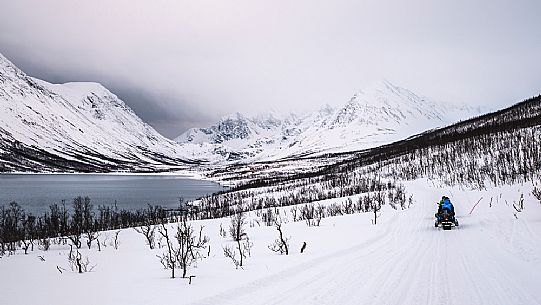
<box><xmin>1</xmin><ymin>179</ymin><xmax>540</xmax><ymax>305</ymax></box>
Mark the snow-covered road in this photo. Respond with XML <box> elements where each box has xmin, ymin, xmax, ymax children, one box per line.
<box><xmin>190</xmin><ymin>182</ymin><xmax>541</xmax><ymax>305</ymax></box>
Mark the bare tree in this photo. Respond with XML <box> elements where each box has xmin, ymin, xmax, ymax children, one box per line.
<box><xmin>2</xmin><ymin>202</ymin><xmax>24</xmax><ymax>254</ymax></box>
<box><xmin>315</xmin><ymin>204</ymin><xmax>325</xmax><ymax>226</ymax></box>
<box><xmin>532</xmin><ymin>184</ymin><xmax>541</xmax><ymax>203</ymax></box>
<box><xmin>157</xmin><ymin>219</ymin><xmax>209</xmax><ymax>279</ymax></box>
<box><xmin>223</xmin><ymin>245</ymin><xmax>241</xmax><ymax>269</ymax></box>
<box><xmin>300</xmin><ymin>203</ymin><xmax>323</xmax><ymax>227</ymax></box>
<box><xmin>262</xmin><ymin>207</ymin><xmax>278</xmax><ymax>226</ymax></box>
<box><xmin>370</xmin><ymin>192</ymin><xmax>383</xmax><ymax>225</ymax></box>
<box><xmin>243</xmin><ymin>237</ymin><xmax>253</xmax><ymax>258</ymax></box>
<box><xmin>219</xmin><ymin>223</ymin><xmax>227</xmax><ymax>238</ymax></box>
<box><xmin>175</xmin><ymin>218</ymin><xmax>209</xmax><ymax>278</ymax></box>
<box><xmin>113</xmin><ymin>230</ymin><xmax>121</xmax><ymax>250</ymax></box>
<box><xmin>514</xmin><ymin>193</ymin><xmax>525</xmax><ymax>211</ymax></box>
<box><xmin>20</xmin><ymin>213</ymin><xmax>36</xmax><ymax>255</ymax></box>
<box><xmin>134</xmin><ymin>224</ymin><xmax>156</xmax><ymax>250</ymax></box>
<box><xmin>85</xmin><ymin>230</ymin><xmax>99</xmax><ymax>250</ymax></box>
<box><xmin>513</xmin><ymin>193</ymin><xmax>525</xmax><ymax>218</ymax></box>
<box><xmin>229</xmin><ymin>209</ymin><xmax>247</xmax><ymax>241</ymax></box>
<box><xmin>223</xmin><ymin>236</ymin><xmax>253</xmax><ymax>269</ymax></box>
<box><xmin>67</xmin><ymin>245</ymin><xmax>95</xmax><ymax>273</ymax></box>
<box><xmin>68</xmin><ymin>234</ymin><xmax>82</xmax><ymax>249</ymax></box>
<box><xmin>39</xmin><ymin>237</ymin><xmax>50</xmax><ymax>251</ymax></box>
<box><xmin>343</xmin><ymin>198</ymin><xmax>354</xmax><ymax>214</ymax></box>
<box><xmin>70</xmin><ymin>196</ymin><xmax>92</xmax><ymax>249</ymax></box>
<box><xmin>268</xmin><ymin>220</ymin><xmax>289</xmax><ymax>255</ymax></box>
<box><xmin>228</xmin><ymin>209</ymin><xmax>251</xmax><ymax>267</ymax></box>
<box><xmin>20</xmin><ymin>239</ymin><xmax>31</xmax><ymax>255</ymax></box>
<box><xmin>300</xmin><ymin>203</ymin><xmax>316</xmax><ymax>226</ymax></box>
<box><xmin>157</xmin><ymin>222</ymin><xmax>178</xmax><ymax>278</ymax></box>
<box><xmin>290</xmin><ymin>206</ymin><xmax>299</xmax><ymax>222</ymax></box>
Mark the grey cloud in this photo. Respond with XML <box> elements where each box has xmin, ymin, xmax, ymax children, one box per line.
<box><xmin>108</xmin><ymin>87</ymin><xmax>215</xmax><ymax>139</ymax></box>
<box><xmin>1</xmin><ymin>49</ymin><xmax>214</xmax><ymax>138</ymax></box>
<box><xmin>1</xmin><ymin>0</ymin><xmax>540</xmax><ymax>137</ymax></box>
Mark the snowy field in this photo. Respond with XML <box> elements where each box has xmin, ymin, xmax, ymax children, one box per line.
<box><xmin>1</xmin><ymin>179</ymin><xmax>540</xmax><ymax>305</ymax></box>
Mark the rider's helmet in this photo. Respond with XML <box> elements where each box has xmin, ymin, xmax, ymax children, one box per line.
<box><xmin>438</xmin><ymin>196</ymin><xmax>448</xmax><ymax>206</ymax></box>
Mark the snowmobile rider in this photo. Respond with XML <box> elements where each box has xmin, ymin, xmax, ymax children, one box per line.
<box><xmin>437</xmin><ymin>196</ymin><xmax>455</xmax><ymax>217</ymax></box>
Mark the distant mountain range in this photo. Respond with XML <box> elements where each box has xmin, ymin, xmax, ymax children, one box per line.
<box><xmin>0</xmin><ymin>52</ymin><xmax>480</xmax><ymax>172</ymax></box>
<box><xmin>175</xmin><ymin>80</ymin><xmax>480</xmax><ymax>162</ymax></box>
<box><xmin>0</xmin><ymin>53</ymin><xmax>216</xmax><ymax>172</ymax></box>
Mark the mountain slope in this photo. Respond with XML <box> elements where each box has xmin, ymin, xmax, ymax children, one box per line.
<box><xmin>0</xmin><ymin>53</ymin><xmax>210</xmax><ymax>172</ymax></box>
<box><xmin>0</xmin><ymin>52</ymin><xmax>481</xmax><ymax>171</ymax></box>
<box><xmin>175</xmin><ymin>80</ymin><xmax>479</xmax><ymax>162</ymax></box>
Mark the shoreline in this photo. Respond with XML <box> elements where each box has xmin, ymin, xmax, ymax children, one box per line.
<box><xmin>0</xmin><ymin>169</ymin><xmax>234</xmax><ymax>188</ymax></box>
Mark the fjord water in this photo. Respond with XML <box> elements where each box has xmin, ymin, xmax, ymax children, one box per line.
<box><xmin>0</xmin><ymin>174</ymin><xmax>223</xmax><ymax>215</ymax></box>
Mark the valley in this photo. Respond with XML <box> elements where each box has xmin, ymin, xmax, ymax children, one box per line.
<box><xmin>1</xmin><ymin>52</ymin><xmax>540</xmax><ymax>305</ymax></box>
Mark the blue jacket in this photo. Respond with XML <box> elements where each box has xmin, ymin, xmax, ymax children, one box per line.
<box><xmin>440</xmin><ymin>198</ymin><xmax>454</xmax><ymax>212</ymax></box>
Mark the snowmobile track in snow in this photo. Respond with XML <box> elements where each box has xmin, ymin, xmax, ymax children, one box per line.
<box><xmin>189</xmin><ymin>183</ymin><xmax>541</xmax><ymax>305</ymax></box>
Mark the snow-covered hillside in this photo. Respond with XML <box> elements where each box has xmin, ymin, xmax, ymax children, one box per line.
<box><xmin>175</xmin><ymin>80</ymin><xmax>479</xmax><ymax>162</ymax></box>
<box><xmin>1</xmin><ymin>179</ymin><xmax>540</xmax><ymax>305</ymax></box>
<box><xmin>0</xmin><ymin>53</ymin><xmax>218</xmax><ymax>171</ymax></box>
<box><xmin>0</xmin><ymin>52</ymin><xmax>481</xmax><ymax>171</ymax></box>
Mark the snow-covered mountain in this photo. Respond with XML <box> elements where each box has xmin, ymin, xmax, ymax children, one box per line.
<box><xmin>175</xmin><ymin>80</ymin><xmax>480</xmax><ymax>162</ymax></box>
<box><xmin>0</xmin><ymin>53</ymin><xmax>216</xmax><ymax>172</ymax></box>
<box><xmin>0</xmin><ymin>52</ymin><xmax>481</xmax><ymax>171</ymax></box>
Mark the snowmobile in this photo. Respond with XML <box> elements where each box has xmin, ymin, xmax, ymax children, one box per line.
<box><xmin>435</xmin><ymin>209</ymin><xmax>459</xmax><ymax>230</ymax></box>
<box><xmin>434</xmin><ymin>196</ymin><xmax>459</xmax><ymax>230</ymax></box>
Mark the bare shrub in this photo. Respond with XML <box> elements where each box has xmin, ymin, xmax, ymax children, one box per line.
<box><xmin>67</xmin><ymin>245</ymin><xmax>95</xmax><ymax>273</ymax></box>
<box><xmin>268</xmin><ymin>220</ymin><xmax>289</xmax><ymax>255</ymax></box>
<box><xmin>68</xmin><ymin>234</ymin><xmax>81</xmax><ymax>249</ymax></box>
<box><xmin>513</xmin><ymin>193</ymin><xmax>525</xmax><ymax>219</ymax></box>
<box><xmin>219</xmin><ymin>223</ymin><xmax>227</xmax><ymax>238</ymax></box>
<box><xmin>157</xmin><ymin>219</ymin><xmax>209</xmax><ymax>279</ymax></box>
<box><xmin>315</xmin><ymin>204</ymin><xmax>325</xmax><ymax>225</ymax></box>
<box><xmin>223</xmin><ymin>245</ymin><xmax>240</xmax><ymax>269</ymax></box>
<box><xmin>224</xmin><ymin>210</ymin><xmax>252</xmax><ymax>268</ymax></box>
<box><xmin>300</xmin><ymin>203</ymin><xmax>316</xmax><ymax>226</ymax></box>
<box><xmin>134</xmin><ymin>224</ymin><xmax>156</xmax><ymax>250</ymax></box>
<box><xmin>343</xmin><ymin>198</ymin><xmax>354</xmax><ymax>214</ymax></box>
<box><xmin>243</xmin><ymin>237</ymin><xmax>254</xmax><ymax>257</ymax></box>
<box><xmin>113</xmin><ymin>230</ymin><xmax>121</xmax><ymax>250</ymax></box>
<box><xmin>157</xmin><ymin>223</ymin><xmax>177</xmax><ymax>278</ymax></box>
<box><xmin>85</xmin><ymin>231</ymin><xmax>99</xmax><ymax>250</ymax></box>
<box><xmin>230</xmin><ymin>209</ymin><xmax>247</xmax><ymax>241</ymax></box>
<box><xmin>327</xmin><ymin>203</ymin><xmax>343</xmax><ymax>217</ymax></box>
<box><xmin>532</xmin><ymin>184</ymin><xmax>541</xmax><ymax>203</ymax></box>
<box><xmin>175</xmin><ymin>219</ymin><xmax>209</xmax><ymax>278</ymax></box>
<box><xmin>290</xmin><ymin>206</ymin><xmax>299</xmax><ymax>222</ymax></box>
<box><xmin>262</xmin><ymin>207</ymin><xmax>279</xmax><ymax>226</ymax></box>
<box><xmin>369</xmin><ymin>192</ymin><xmax>383</xmax><ymax>225</ymax></box>
<box><xmin>39</xmin><ymin>238</ymin><xmax>50</xmax><ymax>251</ymax></box>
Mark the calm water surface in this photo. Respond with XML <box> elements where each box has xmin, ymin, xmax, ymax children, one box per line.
<box><xmin>0</xmin><ymin>174</ymin><xmax>224</xmax><ymax>215</ymax></box>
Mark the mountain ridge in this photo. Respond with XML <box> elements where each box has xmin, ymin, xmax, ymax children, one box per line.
<box><xmin>0</xmin><ymin>53</ymin><xmax>212</xmax><ymax>172</ymax></box>
<box><xmin>0</xmin><ymin>52</ymin><xmax>481</xmax><ymax>171</ymax></box>
<box><xmin>175</xmin><ymin>79</ymin><xmax>480</xmax><ymax>162</ymax></box>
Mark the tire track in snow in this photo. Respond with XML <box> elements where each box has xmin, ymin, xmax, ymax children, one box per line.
<box><xmin>189</xmin><ymin>183</ymin><xmax>541</xmax><ymax>305</ymax></box>
<box><xmin>188</xmin><ymin>213</ymin><xmax>402</xmax><ymax>305</ymax></box>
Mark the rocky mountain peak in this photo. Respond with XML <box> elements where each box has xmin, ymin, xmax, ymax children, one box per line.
<box><xmin>175</xmin><ymin>80</ymin><xmax>480</xmax><ymax>162</ymax></box>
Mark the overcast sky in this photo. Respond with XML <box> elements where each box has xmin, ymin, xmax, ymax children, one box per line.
<box><xmin>1</xmin><ymin>0</ymin><xmax>540</xmax><ymax>138</ymax></box>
